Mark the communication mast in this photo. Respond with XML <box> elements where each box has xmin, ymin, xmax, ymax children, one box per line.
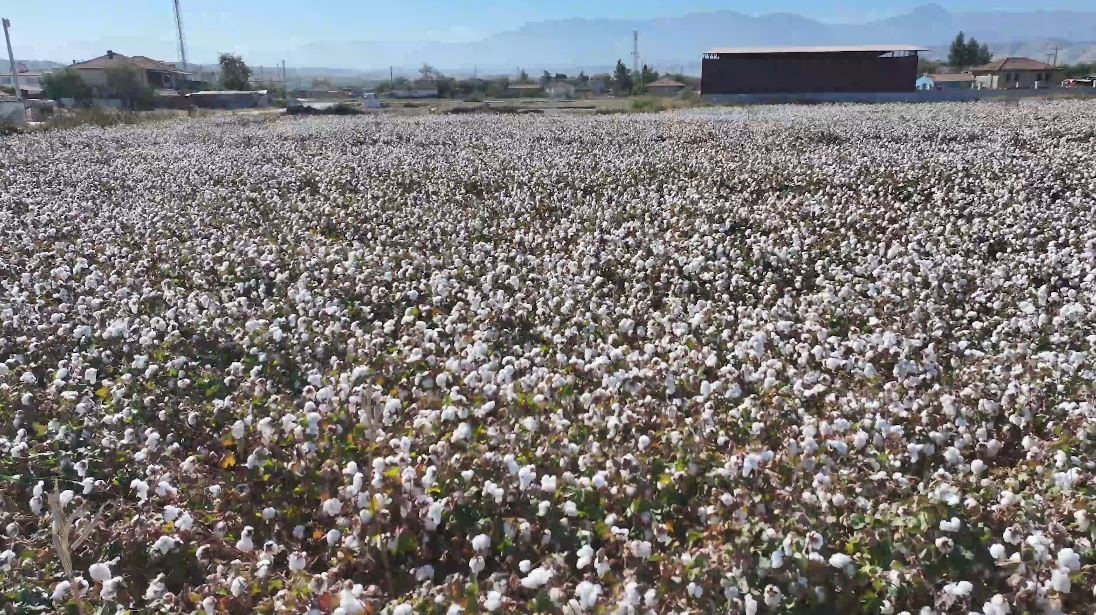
<box><xmin>173</xmin><ymin>0</ymin><xmax>189</xmax><ymax>71</ymax></box>
<box><xmin>632</xmin><ymin>30</ymin><xmax>640</xmax><ymax>87</ymax></box>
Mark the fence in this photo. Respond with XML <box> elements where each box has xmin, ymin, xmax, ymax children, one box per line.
<box><xmin>702</xmin><ymin>89</ymin><xmax>1096</xmax><ymax>106</ymax></box>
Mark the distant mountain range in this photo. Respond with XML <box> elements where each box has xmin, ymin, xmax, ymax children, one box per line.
<box><xmin>275</xmin><ymin>3</ymin><xmax>1096</xmax><ymax>74</ymax></box>
<box><xmin>18</xmin><ymin>4</ymin><xmax>1096</xmax><ymax>80</ymax></box>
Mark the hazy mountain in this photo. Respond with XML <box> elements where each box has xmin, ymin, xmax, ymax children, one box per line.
<box><xmin>281</xmin><ymin>3</ymin><xmax>1096</xmax><ymax>73</ymax></box>
<box><xmin>20</xmin><ymin>4</ymin><xmax>1096</xmax><ymax>80</ymax></box>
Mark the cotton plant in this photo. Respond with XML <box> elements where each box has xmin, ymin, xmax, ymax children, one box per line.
<box><xmin>1</xmin><ymin>101</ymin><xmax>1095</xmax><ymax>612</ymax></box>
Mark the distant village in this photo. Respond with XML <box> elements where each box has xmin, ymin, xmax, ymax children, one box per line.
<box><xmin>2</xmin><ymin>24</ymin><xmax>1095</xmax><ymax>125</ymax></box>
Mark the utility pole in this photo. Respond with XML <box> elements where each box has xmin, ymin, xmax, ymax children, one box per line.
<box><xmin>1050</xmin><ymin>44</ymin><xmax>1061</xmax><ymax>68</ymax></box>
<box><xmin>632</xmin><ymin>30</ymin><xmax>640</xmax><ymax>91</ymax></box>
<box><xmin>281</xmin><ymin>59</ymin><xmax>287</xmax><ymax>93</ymax></box>
<box><xmin>2</xmin><ymin>18</ymin><xmax>19</xmax><ymax>101</ymax></box>
<box><xmin>390</xmin><ymin>65</ymin><xmax>393</xmax><ymax>88</ymax></box>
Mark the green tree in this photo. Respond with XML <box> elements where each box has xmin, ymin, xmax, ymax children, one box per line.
<box><xmin>640</xmin><ymin>64</ymin><xmax>659</xmax><ymax>87</ymax></box>
<box><xmin>578</xmin><ymin>70</ymin><xmax>589</xmax><ymax>82</ymax></box>
<box><xmin>947</xmin><ymin>32</ymin><xmax>967</xmax><ymax>68</ymax></box>
<box><xmin>519</xmin><ymin>69</ymin><xmax>529</xmax><ymax>82</ymax></box>
<box><xmin>967</xmin><ymin>39</ymin><xmax>991</xmax><ymax>66</ymax></box>
<box><xmin>541</xmin><ymin>70</ymin><xmax>551</xmax><ymax>85</ymax></box>
<box><xmin>553</xmin><ymin>72</ymin><xmax>568</xmax><ymax>81</ymax></box>
<box><xmin>218</xmin><ymin>53</ymin><xmax>253</xmax><ymax>90</ymax></box>
<box><xmin>613</xmin><ymin>59</ymin><xmax>633</xmax><ymax>94</ymax></box>
<box><xmin>42</xmin><ymin>68</ymin><xmax>93</xmax><ymax>103</ymax></box>
<box><xmin>104</xmin><ymin>66</ymin><xmax>155</xmax><ymax>110</ymax></box>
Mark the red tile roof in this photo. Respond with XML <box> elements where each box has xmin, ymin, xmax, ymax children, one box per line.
<box><xmin>971</xmin><ymin>57</ymin><xmax>1055</xmax><ymax>73</ymax></box>
<box><xmin>71</xmin><ymin>52</ymin><xmax>185</xmax><ymax>73</ymax></box>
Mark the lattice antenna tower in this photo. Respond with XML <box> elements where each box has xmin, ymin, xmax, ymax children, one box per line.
<box><xmin>173</xmin><ymin>0</ymin><xmax>189</xmax><ymax>71</ymax></box>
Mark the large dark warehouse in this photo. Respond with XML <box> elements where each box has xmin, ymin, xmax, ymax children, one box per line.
<box><xmin>701</xmin><ymin>45</ymin><xmax>923</xmax><ymax>96</ymax></box>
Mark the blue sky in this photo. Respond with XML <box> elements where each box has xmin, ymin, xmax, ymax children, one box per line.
<box><xmin>6</xmin><ymin>1</ymin><xmax>1090</xmax><ymax>66</ymax></box>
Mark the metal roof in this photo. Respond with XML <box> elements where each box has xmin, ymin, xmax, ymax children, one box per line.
<box><xmin>705</xmin><ymin>45</ymin><xmax>926</xmax><ymax>55</ymax></box>
<box><xmin>647</xmin><ymin>78</ymin><xmax>687</xmax><ymax>87</ymax></box>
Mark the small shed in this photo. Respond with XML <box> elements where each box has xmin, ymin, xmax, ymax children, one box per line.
<box><xmin>916</xmin><ymin>75</ymin><xmax>935</xmax><ymax>91</ymax></box>
<box><xmin>930</xmin><ymin>73</ymin><xmax>975</xmax><ymax>90</ymax></box>
<box><xmin>0</xmin><ymin>97</ymin><xmax>26</xmax><ymax>127</ymax></box>
<box><xmin>187</xmin><ymin>90</ymin><xmax>270</xmax><ymax>109</ymax></box>
<box><xmin>508</xmin><ymin>83</ymin><xmax>543</xmax><ymax>97</ymax></box>
<box><xmin>545</xmin><ymin>81</ymin><xmax>576</xmax><ymax>99</ymax></box>
<box><xmin>646</xmin><ymin>78</ymin><xmax>687</xmax><ymax>97</ymax></box>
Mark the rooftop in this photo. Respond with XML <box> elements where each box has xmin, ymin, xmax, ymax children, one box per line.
<box><xmin>929</xmin><ymin>73</ymin><xmax>975</xmax><ymax>82</ymax></box>
<box><xmin>647</xmin><ymin>78</ymin><xmax>687</xmax><ymax>88</ymax></box>
<box><xmin>71</xmin><ymin>51</ymin><xmax>187</xmax><ymax>74</ymax></box>
<box><xmin>705</xmin><ymin>45</ymin><xmax>926</xmax><ymax>55</ymax></box>
<box><xmin>970</xmin><ymin>57</ymin><xmax>1056</xmax><ymax>73</ymax></box>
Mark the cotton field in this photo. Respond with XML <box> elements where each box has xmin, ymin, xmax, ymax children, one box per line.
<box><xmin>1</xmin><ymin>101</ymin><xmax>1095</xmax><ymax>614</ymax></box>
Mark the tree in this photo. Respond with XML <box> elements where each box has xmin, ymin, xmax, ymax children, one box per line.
<box><xmin>540</xmin><ymin>70</ymin><xmax>552</xmax><ymax>85</ymax></box>
<box><xmin>613</xmin><ymin>59</ymin><xmax>632</xmax><ymax>94</ymax></box>
<box><xmin>519</xmin><ymin>69</ymin><xmax>529</xmax><ymax>83</ymax></box>
<box><xmin>966</xmin><ymin>38</ymin><xmax>991</xmax><ymax>66</ymax></box>
<box><xmin>219</xmin><ymin>53</ymin><xmax>253</xmax><ymax>90</ymax></box>
<box><xmin>947</xmin><ymin>32</ymin><xmax>967</xmax><ymax>68</ymax></box>
<box><xmin>104</xmin><ymin>66</ymin><xmax>155</xmax><ymax>110</ymax></box>
<box><xmin>42</xmin><ymin>68</ymin><xmax>93</xmax><ymax>103</ymax></box>
<box><xmin>419</xmin><ymin>63</ymin><xmax>438</xmax><ymax>81</ymax></box>
<box><xmin>554</xmin><ymin>72</ymin><xmax>568</xmax><ymax>81</ymax></box>
<box><xmin>947</xmin><ymin>32</ymin><xmax>991</xmax><ymax>68</ymax></box>
<box><xmin>641</xmin><ymin>64</ymin><xmax>659</xmax><ymax>86</ymax></box>
<box><xmin>578</xmin><ymin>70</ymin><xmax>589</xmax><ymax>82</ymax></box>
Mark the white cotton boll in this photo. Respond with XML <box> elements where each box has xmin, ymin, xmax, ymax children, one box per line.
<box><xmin>1050</xmin><ymin>569</ymin><xmax>1071</xmax><ymax>593</ymax></box>
<box><xmin>521</xmin><ymin>566</ymin><xmax>553</xmax><ymax>589</ymax></box>
<box><xmin>970</xmin><ymin>459</ymin><xmax>986</xmax><ymax>475</ymax></box>
<box><xmin>576</xmin><ymin>544</ymin><xmax>594</xmax><ymax>569</ymax></box>
<box><xmin>326</xmin><ymin>529</ymin><xmax>341</xmax><ymax>546</ymax></box>
<box><xmin>176</xmin><ymin>512</ymin><xmax>194</xmax><ymax>531</ymax></box>
<box><xmin>744</xmin><ymin>594</ymin><xmax>758</xmax><ymax>615</ymax></box>
<box><xmin>83</xmin><ymin>368</ymin><xmax>97</xmax><ymax>383</ymax></box>
<box><xmin>770</xmin><ymin>548</ymin><xmax>784</xmax><ymax>569</ymax></box>
<box><xmin>471</xmin><ymin>533</ymin><xmax>491</xmax><ymax>552</ymax></box>
<box><xmin>637</xmin><ymin>434</ymin><xmax>651</xmax><ymax>450</ymax></box>
<box><xmin>469</xmin><ymin>556</ymin><xmax>485</xmax><ymax>575</ymax></box>
<box><xmin>541</xmin><ymin>475</ymin><xmax>558</xmax><ymax>492</ymax></box>
<box><xmin>262</xmin><ymin>507</ymin><xmax>277</xmax><ymax>521</ymax></box>
<box><xmin>162</xmin><ymin>505</ymin><xmax>180</xmax><ymax>522</ymax></box>
<box><xmin>59</xmin><ymin>490</ymin><xmax>75</xmax><ymax>508</ymax></box>
<box><xmin>391</xmin><ymin>604</ymin><xmax>412</xmax><ymax>615</ymax></box>
<box><xmin>288</xmin><ymin>552</ymin><xmax>307</xmax><ymax>572</ymax></box>
<box><xmin>236</xmin><ymin>526</ymin><xmax>255</xmax><ymax>552</ymax></box>
<box><xmin>51</xmin><ymin>580</ymin><xmax>71</xmax><ymax>602</ymax></box>
<box><xmin>100</xmin><ymin>577</ymin><xmax>123</xmax><ymax>601</ymax></box>
<box><xmin>144</xmin><ymin>574</ymin><xmax>166</xmax><ymax>601</ymax></box>
<box><xmin>989</xmin><ymin>544</ymin><xmax>1006</xmax><ymax>560</ymax></box>
<box><xmin>939</xmin><ymin>517</ymin><xmax>961</xmax><ymax>532</ymax></box>
<box><xmin>88</xmin><ymin>562</ymin><xmax>111</xmax><ymax>583</ymax></box>
<box><xmin>322</xmin><ymin>498</ymin><xmax>342</xmax><ymax>516</ymax></box>
<box><xmin>829</xmin><ymin>553</ymin><xmax>852</xmax><ymax>569</ymax></box>
<box><xmin>484</xmin><ymin>591</ymin><xmax>502</xmax><ymax>611</ymax></box>
<box><xmin>1057</xmin><ymin>548</ymin><xmax>1080</xmax><ymax>571</ymax></box>
<box><xmin>230</xmin><ymin>576</ymin><xmax>248</xmax><ymax>597</ymax></box>
<box><xmin>563</xmin><ymin>501</ymin><xmax>578</xmax><ymax>517</ymax></box>
<box><xmin>339</xmin><ymin>588</ymin><xmax>365</xmax><ymax>614</ymax></box>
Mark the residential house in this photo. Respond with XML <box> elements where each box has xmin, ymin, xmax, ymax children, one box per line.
<box><xmin>0</xmin><ymin>72</ymin><xmax>45</xmax><ymax>98</ymax></box>
<box><xmin>545</xmin><ymin>81</ymin><xmax>576</xmax><ymax>99</ymax></box>
<box><xmin>69</xmin><ymin>51</ymin><xmax>188</xmax><ymax>92</ymax></box>
<box><xmin>930</xmin><ymin>73</ymin><xmax>975</xmax><ymax>90</ymax></box>
<box><xmin>970</xmin><ymin>57</ymin><xmax>1059</xmax><ymax>90</ymax></box>
<box><xmin>916</xmin><ymin>75</ymin><xmax>935</xmax><ymax>90</ymax></box>
<box><xmin>388</xmin><ymin>79</ymin><xmax>439</xmax><ymax>99</ymax></box>
<box><xmin>646</xmin><ymin>78</ymin><xmax>687</xmax><ymax>97</ymax></box>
